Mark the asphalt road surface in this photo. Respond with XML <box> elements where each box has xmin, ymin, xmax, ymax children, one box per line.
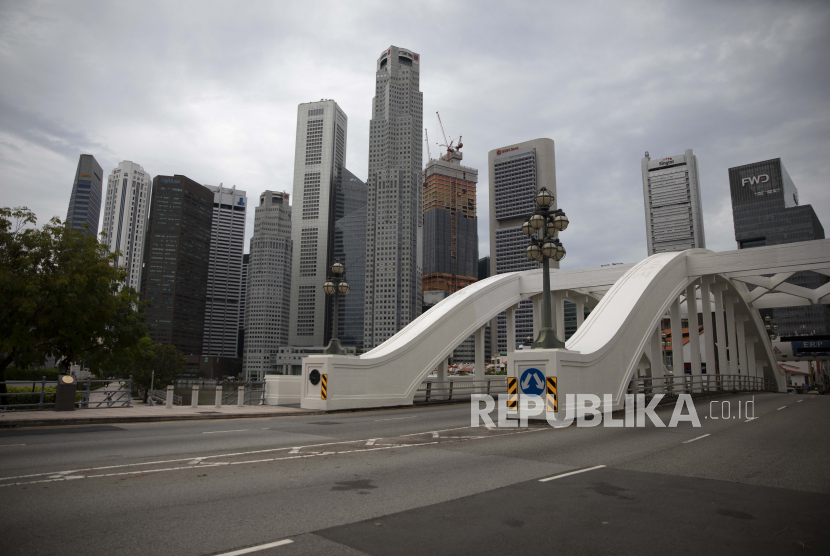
<box><xmin>0</xmin><ymin>392</ymin><xmax>828</xmax><ymax>555</ymax></box>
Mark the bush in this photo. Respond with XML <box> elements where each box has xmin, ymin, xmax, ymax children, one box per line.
<box><xmin>2</xmin><ymin>386</ymin><xmax>84</xmax><ymax>406</ymax></box>
<box><xmin>4</xmin><ymin>367</ymin><xmax>61</xmax><ymax>382</ymax></box>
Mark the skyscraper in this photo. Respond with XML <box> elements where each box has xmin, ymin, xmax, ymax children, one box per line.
<box><xmin>203</xmin><ymin>184</ymin><xmax>247</xmax><ymax>357</ymax></box>
<box><xmin>488</xmin><ymin>138</ymin><xmax>557</xmax><ymax>351</ymax></box>
<box><xmin>288</xmin><ymin>100</ymin><xmax>348</xmax><ymax>348</ymax></box>
<box><xmin>142</xmin><ymin>175</ymin><xmax>213</xmax><ymax>355</ymax></box>
<box><xmin>237</xmin><ymin>253</ymin><xmax>249</xmax><ymax>358</ymax></box>
<box><xmin>100</xmin><ymin>161</ymin><xmax>151</xmax><ymax>291</ymax></box>
<box><xmin>729</xmin><ymin>158</ymin><xmax>829</xmax><ymax>336</ymax></box>
<box><xmin>641</xmin><ymin>149</ymin><xmax>705</xmax><ymax>255</ymax></box>
<box><xmin>66</xmin><ymin>154</ymin><xmax>103</xmax><ymax>236</ymax></box>
<box><xmin>332</xmin><ymin>168</ymin><xmax>368</xmax><ymax>348</ymax></box>
<box><xmin>244</xmin><ymin>191</ymin><xmax>292</xmax><ymax>380</ymax></box>
<box><xmin>364</xmin><ymin>45</ymin><xmax>424</xmax><ymax>348</ymax></box>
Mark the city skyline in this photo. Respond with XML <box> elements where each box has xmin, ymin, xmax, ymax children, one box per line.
<box><xmin>1</xmin><ymin>2</ymin><xmax>829</xmax><ymax>272</ymax></box>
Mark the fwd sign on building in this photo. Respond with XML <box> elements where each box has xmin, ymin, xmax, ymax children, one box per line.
<box><xmin>741</xmin><ymin>174</ymin><xmax>770</xmax><ymax>187</ymax></box>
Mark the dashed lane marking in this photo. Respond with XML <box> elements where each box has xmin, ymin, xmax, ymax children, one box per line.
<box><xmin>203</xmin><ymin>429</ymin><xmax>249</xmax><ymax>434</ymax></box>
<box><xmin>213</xmin><ymin>538</ymin><xmax>293</xmax><ymax>555</ymax></box>
<box><xmin>777</xmin><ymin>406</ymin><xmax>787</xmax><ymax>411</ymax></box>
<box><xmin>683</xmin><ymin>434</ymin><xmax>710</xmax><ymax>444</ymax></box>
<box><xmin>373</xmin><ymin>416</ymin><xmax>418</xmax><ymax>421</ymax></box>
<box><xmin>539</xmin><ymin>465</ymin><xmax>606</xmax><ymax>482</ymax></box>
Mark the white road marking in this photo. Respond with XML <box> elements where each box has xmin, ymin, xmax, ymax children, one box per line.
<box><xmin>744</xmin><ymin>417</ymin><xmax>758</xmax><ymax>422</ymax></box>
<box><xmin>0</xmin><ymin>444</ymin><xmax>25</xmax><ymax>447</ymax></box>
<box><xmin>431</xmin><ymin>431</ymin><xmax>440</xmax><ymax>438</ymax></box>
<box><xmin>203</xmin><ymin>429</ymin><xmax>249</xmax><ymax>434</ymax></box>
<box><xmin>539</xmin><ymin>465</ymin><xmax>606</xmax><ymax>482</ymax></box>
<box><xmin>683</xmin><ymin>434</ymin><xmax>710</xmax><ymax>444</ymax></box>
<box><xmin>214</xmin><ymin>538</ymin><xmax>293</xmax><ymax>555</ymax></box>
<box><xmin>188</xmin><ymin>458</ymin><xmax>206</xmax><ymax>465</ymax></box>
<box><xmin>288</xmin><ymin>447</ymin><xmax>301</xmax><ymax>454</ymax></box>
<box><xmin>797</xmin><ymin>400</ymin><xmax>803</xmax><ymax>403</ymax></box>
<box><xmin>373</xmin><ymin>416</ymin><xmax>418</xmax><ymax>421</ymax></box>
<box><xmin>365</xmin><ymin>439</ymin><xmax>378</xmax><ymax>446</ymax></box>
<box><xmin>777</xmin><ymin>406</ymin><xmax>787</xmax><ymax>411</ymax></box>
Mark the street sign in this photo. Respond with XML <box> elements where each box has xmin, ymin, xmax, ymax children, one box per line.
<box><xmin>309</xmin><ymin>369</ymin><xmax>321</xmax><ymax>385</ymax></box>
<box><xmin>546</xmin><ymin>377</ymin><xmax>557</xmax><ymax>412</ymax></box>
<box><xmin>321</xmin><ymin>374</ymin><xmax>328</xmax><ymax>400</ymax></box>
<box><xmin>507</xmin><ymin>377</ymin><xmax>518</xmax><ymax>409</ymax></box>
<box><xmin>520</xmin><ymin>368</ymin><xmax>545</xmax><ymax>396</ymax></box>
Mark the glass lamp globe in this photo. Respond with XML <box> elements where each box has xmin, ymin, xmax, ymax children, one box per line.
<box><xmin>331</xmin><ymin>261</ymin><xmax>345</xmax><ymax>276</ymax></box>
<box><xmin>553</xmin><ymin>213</ymin><xmax>569</xmax><ymax>231</ymax></box>
<box><xmin>526</xmin><ymin>243</ymin><xmax>541</xmax><ymax>262</ymax></box>
<box><xmin>551</xmin><ymin>242</ymin><xmax>566</xmax><ymax>261</ymax></box>
<box><xmin>338</xmin><ymin>281</ymin><xmax>350</xmax><ymax>295</ymax></box>
<box><xmin>323</xmin><ymin>281</ymin><xmax>336</xmax><ymax>295</ymax></box>
<box><xmin>535</xmin><ymin>187</ymin><xmax>554</xmax><ymax>208</ymax></box>
<box><xmin>522</xmin><ymin>219</ymin><xmax>535</xmax><ymax>236</ymax></box>
<box><xmin>529</xmin><ymin>213</ymin><xmax>545</xmax><ymax>231</ymax></box>
<box><xmin>541</xmin><ymin>239</ymin><xmax>558</xmax><ymax>259</ymax></box>
<box><xmin>545</xmin><ymin>220</ymin><xmax>559</xmax><ymax>238</ymax></box>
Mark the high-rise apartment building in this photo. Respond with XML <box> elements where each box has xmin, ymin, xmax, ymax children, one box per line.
<box><xmin>244</xmin><ymin>191</ymin><xmax>292</xmax><ymax>380</ymax></box>
<box><xmin>332</xmin><ymin>168</ymin><xmax>368</xmax><ymax>348</ymax></box>
<box><xmin>488</xmin><ymin>138</ymin><xmax>557</xmax><ymax>351</ymax></box>
<box><xmin>100</xmin><ymin>161</ymin><xmax>151</xmax><ymax>291</ymax></box>
<box><xmin>423</xmin><ymin>152</ymin><xmax>479</xmax><ymax>293</ymax></box>
<box><xmin>642</xmin><ymin>149</ymin><xmax>705</xmax><ymax>255</ymax></box>
<box><xmin>288</xmin><ymin>100</ymin><xmax>348</xmax><ymax>348</ymax></box>
<box><xmin>203</xmin><ymin>185</ymin><xmax>247</xmax><ymax>357</ymax></box>
<box><xmin>364</xmin><ymin>45</ymin><xmax>424</xmax><ymax>348</ymax></box>
<box><xmin>729</xmin><ymin>158</ymin><xmax>829</xmax><ymax>336</ymax></box>
<box><xmin>66</xmin><ymin>154</ymin><xmax>103</xmax><ymax>236</ymax></box>
<box><xmin>142</xmin><ymin>175</ymin><xmax>213</xmax><ymax>355</ymax></box>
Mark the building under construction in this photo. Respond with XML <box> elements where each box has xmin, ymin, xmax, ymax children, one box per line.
<box><xmin>422</xmin><ymin>150</ymin><xmax>479</xmax><ymax>294</ymax></box>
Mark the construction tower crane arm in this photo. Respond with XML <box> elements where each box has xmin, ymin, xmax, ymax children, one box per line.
<box><xmin>424</xmin><ymin>128</ymin><xmax>431</xmax><ymax>161</ymax></box>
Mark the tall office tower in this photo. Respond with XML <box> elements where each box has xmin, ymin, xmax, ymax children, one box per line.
<box><xmin>288</xmin><ymin>100</ymin><xmax>348</xmax><ymax>348</ymax></box>
<box><xmin>423</xmin><ymin>151</ymin><xmax>479</xmax><ymax>294</ymax></box>
<box><xmin>237</xmin><ymin>254</ymin><xmax>249</xmax><ymax>358</ymax></box>
<box><xmin>141</xmin><ymin>175</ymin><xmax>213</xmax><ymax>355</ymax></box>
<box><xmin>202</xmin><ymin>185</ymin><xmax>247</xmax><ymax>357</ymax></box>
<box><xmin>331</xmin><ymin>168</ymin><xmax>368</xmax><ymax>348</ymax></box>
<box><xmin>488</xmin><ymin>138</ymin><xmax>557</xmax><ymax>351</ymax></box>
<box><xmin>641</xmin><ymin>149</ymin><xmax>706</xmax><ymax>255</ymax></box>
<box><xmin>244</xmin><ymin>191</ymin><xmax>292</xmax><ymax>380</ymax></box>
<box><xmin>66</xmin><ymin>154</ymin><xmax>103</xmax><ymax>236</ymax></box>
<box><xmin>100</xmin><ymin>161</ymin><xmax>151</xmax><ymax>291</ymax></box>
<box><xmin>729</xmin><ymin>158</ymin><xmax>830</xmax><ymax>336</ymax></box>
<box><xmin>478</xmin><ymin>256</ymin><xmax>491</xmax><ymax>280</ymax></box>
<box><xmin>364</xmin><ymin>45</ymin><xmax>424</xmax><ymax>349</ymax></box>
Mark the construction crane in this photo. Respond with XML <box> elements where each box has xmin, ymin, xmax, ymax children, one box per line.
<box><xmin>436</xmin><ymin>111</ymin><xmax>463</xmax><ymax>159</ymax></box>
<box><xmin>424</xmin><ymin>128</ymin><xmax>431</xmax><ymax>161</ymax></box>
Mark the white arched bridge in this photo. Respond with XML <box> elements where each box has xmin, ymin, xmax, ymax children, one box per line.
<box><xmin>287</xmin><ymin>239</ymin><xmax>830</xmax><ymax>414</ymax></box>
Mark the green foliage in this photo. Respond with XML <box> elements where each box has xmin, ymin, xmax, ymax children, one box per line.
<box><xmin>94</xmin><ymin>338</ymin><xmax>187</xmax><ymax>392</ymax></box>
<box><xmin>2</xmin><ymin>386</ymin><xmax>84</xmax><ymax>406</ymax></box>
<box><xmin>0</xmin><ymin>207</ymin><xmax>148</xmax><ymax>394</ymax></box>
<box><xmin>3</xmin><ymin>367</ymin><xmax>60</xmax><ymax>381</ymax></box>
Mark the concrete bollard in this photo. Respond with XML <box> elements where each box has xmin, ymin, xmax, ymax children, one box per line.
<box><xmin>237</xmin><ymin>386</ymin><xmax>245</xmax><ymax>407</ymax></box>
<box><xmin>191</xmin><ymin>385</ymin><xmax>199</xmax><ymax>408</ymax></box>
<box><xmin>166</xmin><ymin>385</ymin><xmax>174</xmax><ymax>409</ymax></box>
<box><xmin>215</xmin><ymin>385</ymin><xmax>222</xmax><ymax>408</ymax></box>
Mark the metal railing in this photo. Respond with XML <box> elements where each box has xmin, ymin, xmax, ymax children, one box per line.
<box><xmin>414</xmin><ymin>378</ymin><xmax>508</xmax><ymax>403</ymax></box>
<box><xmin>628</xmin><ymin>373</ymin><xmax>776</xmax><ymax>397</ymax></box>
<box><xmin>0</xmin><ymin>377</ymin><xmax>132</xmax><ymax>410</ymax></box>
<box><xmin>219</xmin><ymin>381</ymin><xmax>265</xmax><ymax>406</ymax></box>
<box><xmin>149</xmin><ymin>388</ymin><xmax>182</xmax><ymax>406</ymax></box>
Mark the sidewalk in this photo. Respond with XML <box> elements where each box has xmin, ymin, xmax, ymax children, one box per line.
<box><xmin>0</xmin><ymin>402</ymin><xmax>322</xmax><ymax>428</ymax></box>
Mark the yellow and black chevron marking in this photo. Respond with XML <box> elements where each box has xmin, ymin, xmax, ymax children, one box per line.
<box><xmin>507</xmin><ymin>377</ymin><xmax>518</xmax><ymax>409</ymax></box>
<box><xmin>546</xmin><ymin>376</ymin><xmax>558</xmax><ymax>412</ymax></box>
<box><xmin>321</xmin><ymin>374</ymin><xmax>328</xmax><ymax>400</ymax></box>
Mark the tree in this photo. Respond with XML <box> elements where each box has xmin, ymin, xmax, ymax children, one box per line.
<box><xmin>0</xmin><ymin>207</ymin><xmax>148</xmax><ymax>395</ymax></box>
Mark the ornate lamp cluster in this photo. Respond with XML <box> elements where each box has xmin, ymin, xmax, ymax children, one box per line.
<box><xmin>764</xmin><ymin>315</ymin><xmax>779</xmax><ymax>341</ymax></box>
<box><xmin>323</xmin><ymin>260</ymin><xmax>350</xmax><ymax>355</ymax></box>
<box><xmin>521</xmin><ymin>187</ymin><xmax>570</xmax><ymax>349</ymax></box>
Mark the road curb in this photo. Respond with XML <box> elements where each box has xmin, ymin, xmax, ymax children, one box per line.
<box><xmin>0</xmin><ymin>410</ymin><xmax>326</xmax><ymax>429</ymax></box>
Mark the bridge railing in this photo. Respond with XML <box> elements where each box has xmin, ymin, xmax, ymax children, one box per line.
<box><xmin>629</xmin><ymin>374</ymin><xmax>777</xmax><ymax>397</ymax></box>
<box><xmin>414</xmin><ymin>378</ymin><xmax>508</xmax><ymax>403</ymax></box>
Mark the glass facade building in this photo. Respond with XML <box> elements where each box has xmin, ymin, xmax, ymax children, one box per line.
<box><xmin>66</xmin><ymin>154</ymin><xmax>103</xmax><ymax>237</ymax></box>
<box><xmin>729</xmin><ymin>158</ymin><xmax>829</xmax><ymax>336</ymax></box>
<box><xmin>141</xmin><ymin>175</ymin><xmax>214</xmax><ymax>355</ymax></box>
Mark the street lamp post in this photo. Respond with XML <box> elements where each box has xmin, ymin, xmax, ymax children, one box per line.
<box><xmin>521</xmin><ymin>187</ymin><xmax>569</xmax><ymax>349</ymax></box>
<box><xmin>323</xmin><ymin>259</ymin><xmax>350</xmax><ymax>355</ymax></box>
<box><xmin>764</xmin><ymin>315</ymin><xmax>778</xmax><ymax>342</ymax></box>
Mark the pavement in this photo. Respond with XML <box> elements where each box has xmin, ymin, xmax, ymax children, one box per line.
<box><xmin>0</xmin><ymin>392</ymin><xmax>827</xmax><ymax>556</ymax></box>
<box><xmin>0</xmin><ymin>401</ymin><xmax>321</xmax><ymax>428</ymax></box>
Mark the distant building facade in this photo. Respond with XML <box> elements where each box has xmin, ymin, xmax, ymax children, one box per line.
<box><xmin>364</xmin><ymin>45</ymin><xmax>424</xmax><ymax>349</ymax></box>
<box><xmin>641</xmin><ymin>149</ymin><xmax>705</xmax><ymax>255</ymax></box>
<box><xmin>237</xmin><ymin>253</ymin><xmax>248</xmax><ymax>358</ymax></box>
<box><xmin>288</xmin><ymin>100</ymin><xmax>349</xmax><ymax>348</ymax></box>
<box><xmin>66</xmin><ymin>154</ymin><xmax>103</xmax><ymax>236</ymax></box>
<box><xmin>422</xmin><ymin>152</ymin><xmax>478</xmax><ymax>294</ymax></box>
<box><xmin>488</xmin><ymin>138</ymin><xmax>557</xmax><ymax>351</ymax></box>
<box><xmin>203</xmin><ymin>185</ymin><xmax>247</xmax><ymax>357</ymax></box>
<box><xmin>142</xmin><ymin>175</ymin><xmax>213</xmax><ymax>355</ymax></box>
<box><xmin>100</xmin><ymin>160</ymin><xmax>151</xmax><ymax>291</ymax></box>
<box><xmin>478</xmin><ymin>256</ymin><xmax>490</xmax><ymax>280</ymax></box>
<box><xmin>729</xmin><ymin>158</ymin><xmax>829</xmax><ymax>336</ymax></box>
<box><xmin>243</xmin><ymin>191</ymin><xmax>292</xmax><ymax>380</ymax></box>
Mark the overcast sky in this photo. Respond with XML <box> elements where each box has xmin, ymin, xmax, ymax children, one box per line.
<box><xmin>1</xmin><ymin>0</ymin><xmax>828</xmax><ymax>270</ymax></box>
